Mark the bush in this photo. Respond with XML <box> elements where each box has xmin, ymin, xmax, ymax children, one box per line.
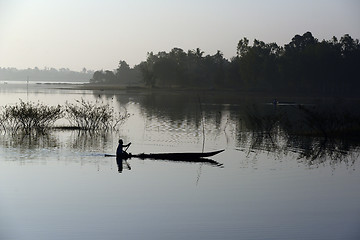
<box><xmin>65</xmin><ymin>99</ymin><xmax>129</xmax><ymax>131</ymax></box>
<box><xmin>0</xmin><ymin>99</ymin><xmax>129</xmax><ymax>134</ymax></box>
<box><xmin>1</xmin><ymin>100</ymin><xmax>63</xmax><ymax>133</ymax></box>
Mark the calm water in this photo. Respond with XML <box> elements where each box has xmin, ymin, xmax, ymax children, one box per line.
<box><xmin>0</xmin><ymin>83</ymin><xmax>360</xmax><ymax>240</ymax></box>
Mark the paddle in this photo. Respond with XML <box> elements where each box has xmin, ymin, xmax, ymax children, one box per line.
<box><xmin>124</xmin><ymin>143</ymin><xmax>131</xmax><ymax>153</ymax></box>
<box><xmin>123</xmin><ymin>143</ymin><xmax>132</xmax><ymax>169</ymax></box>
<box><xmin>104</xmin><ymin>142</ymin><xmax>131</xmax><ymax>157</ymax></box>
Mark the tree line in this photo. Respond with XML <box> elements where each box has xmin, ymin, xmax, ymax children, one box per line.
<box><xmin>90</xmin><ymin>32</ymin><xmax>360</xmax><ymax>96</ymax></box>
<box><xmin>90</xmin><ymin>61</ymin><xmax>142</xmax><ymax>85</ymax></box>
<box><xmin>0</xmin><ymin>67</ymin><xmax>93</xmax><ymax>82</ymax></box>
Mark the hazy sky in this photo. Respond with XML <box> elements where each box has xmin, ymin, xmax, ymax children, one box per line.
<box><xmin>1</xmin><ymin>0</ymin><xmax>359</xmax><ymax>71</ymax></box>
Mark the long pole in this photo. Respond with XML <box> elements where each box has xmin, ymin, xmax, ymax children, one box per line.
<box><xmin>197</xmin><ymin>94</ymin><xmax>205</xmax><ymax>153</ymax></box>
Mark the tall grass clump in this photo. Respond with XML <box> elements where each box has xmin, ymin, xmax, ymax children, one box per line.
<box><xmin>65</xmin><ymin>99</ymin><xmax>129</xmax><ymax>131</ymax></box>
<box><xmin>1</xmin><ymin>100</ymin><xmax>63</xmax><ymax>134</ymax></box>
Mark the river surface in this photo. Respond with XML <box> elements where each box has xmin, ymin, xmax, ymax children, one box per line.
<box><xmin>0</xmin><ymin>83</ymin><xmax>359</xmax><ymax>240</ymax></box>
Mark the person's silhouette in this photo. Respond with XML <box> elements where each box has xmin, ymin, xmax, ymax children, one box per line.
<box><xmin>116</xmin><ymin>139</ymin><xmax>131</xmax><ymax>173</ymax></box>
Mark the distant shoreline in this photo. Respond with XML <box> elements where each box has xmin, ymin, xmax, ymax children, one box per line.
<box><xmin>61</xmin><ymin>83</ymin><xmax>360</xmax><ymax>103</ymax></box>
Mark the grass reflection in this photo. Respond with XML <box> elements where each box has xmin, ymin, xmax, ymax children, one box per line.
<box><xmin>0</xmin><ymin>131</ymin><xmax>59</xmax><ymax>150</ymax></box>
<box><xmin>241</xmin><ymin>105</ymin><xmax>360</xmax><ymax>167</ymax></box>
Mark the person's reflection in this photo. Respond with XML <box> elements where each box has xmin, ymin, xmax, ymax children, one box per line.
<box><xmin>116</xmin><ymin>157</ymin><xmax>124</xmax><ymax>173</ymax></box>
<box><xmin>116</xmin><ymin>157</ymin><xmax>131</xmax><ymax>173</ymax></box>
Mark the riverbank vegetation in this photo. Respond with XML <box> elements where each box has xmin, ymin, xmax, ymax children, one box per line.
<box><xmin>89</xmin><ymin>32</ymin><xmax>360</xmax><ymax>97</ymax></box>
<box><xmin>0</xmin><ymin>99</ymin><xmax>129</xmax><ymax>133</ymax></box>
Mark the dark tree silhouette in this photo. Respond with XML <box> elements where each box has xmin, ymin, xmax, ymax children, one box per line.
<box><xmin>89</xmin><ymin>32</ymin><xmax>360</xmax><ymax>97</ymax></box>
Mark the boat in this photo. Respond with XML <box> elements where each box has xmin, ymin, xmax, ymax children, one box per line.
<box><xmin>105</xmin><ymin>149</ymin><xmax>224</xmax><ymax>167</ymax></box>
<box><xmin>135</xmin><ymin>149</ymin><xmax>224</xmax><ymax>160</ymax></box>
<box><xmin>105</xmin><ymin>149</ymin><xmax>224</xmax><ymax>160</ymax></box>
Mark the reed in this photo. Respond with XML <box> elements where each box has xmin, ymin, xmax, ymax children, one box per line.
<box><xmin>65</xmin><ymin>98</ymin><xmax>129</xmax><ymax>131</ymax></box>
<box><xmin>1</xmin><ymin>100</ymin><xmax>63</xmax><ymax>134</ymax></box>
<box><xmin>0</xmin><ymin>99</ymin><xmax>129</xmax><ymax>134</ymax></box>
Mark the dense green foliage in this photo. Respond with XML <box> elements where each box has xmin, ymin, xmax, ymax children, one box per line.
<box><xmin>91</xmin><ymin>32</ymin><xmax>360</xmax><ymax>96</ymax></box>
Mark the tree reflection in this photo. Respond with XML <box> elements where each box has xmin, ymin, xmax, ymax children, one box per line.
<box><xmin>3</xmin><ymin>89</ymin><xmax>358</xmax><ymax>169</ymax></box>
<box><xmin>288</xmin><ymin>136</ymin><xmax>358</xmax><ymax>167</ymax></box>
<box><xmin>241</xmin><ymin>105</ymin><xmax>360</xmax><ymax>167</ymax></box>
<box><xmin>101</xmin><ymin>90</ymin><xmax>360</xmax><ymax>167</ymax></box>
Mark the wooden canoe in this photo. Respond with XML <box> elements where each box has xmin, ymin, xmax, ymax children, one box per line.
<box><xmin>105</xmin><ymin>149</ymin><xmax>224</xmax><ymax>160</ymax></box>
<box><xmin>133</xmin><ymin>149</ymin><xmax>224</xmax><ymax>160</ymax></box>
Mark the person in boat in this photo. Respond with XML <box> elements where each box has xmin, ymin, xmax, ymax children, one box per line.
<box><xmin>117</xmin><ymin>139</ymin><xmax>131</xmax><ymax>157</ymax></box>
<box><xmin>273</xmin><ymin>98</ymin><xmax>278</xmax><ymax>105</ymax></box>
<box><xmin>116</xmin><ymin>139</ymin><xmax>131</xmax><ymax>173</ymax></box>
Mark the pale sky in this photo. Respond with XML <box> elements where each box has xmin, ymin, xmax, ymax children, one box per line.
<box><xmin>1</xmin><ymin>0</ymin><xmax>359</xmax><ymax>71</ymax></box>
